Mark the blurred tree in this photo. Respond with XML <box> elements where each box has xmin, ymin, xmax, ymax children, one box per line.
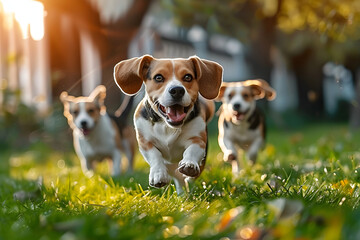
<box><xmin>164</xmin><ymin>0</ymin><xmax>360</xmax><ymax>116</ymax></box>
<box><xmin>37</xmin><ymin>0</ymin><xmax>152</xmax><ymax>112</ymax></box>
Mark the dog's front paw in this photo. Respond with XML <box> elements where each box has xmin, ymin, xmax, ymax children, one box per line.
<box><xmin>178</xmin><ymin>160</ymin><xmax>200</xmax><ymax>177</ymax></box>
<box><xmin>248</xmin><ymin>151</ymin><xmax>257</xmax><ymax>164</ymax></box>
<box><xmin>83</xmin><ymin>169</ymin><xmax>95</xmax><ymax>178</ymax></box>
<box><xmin>149</xmin><ymin>167</ymin><xmax>171</xmax><ymax>188</ymax></box>
<box><xmin>223</xmin><ymin>151</ymin><xmax>237</xmax><ymax>162</ymax></box>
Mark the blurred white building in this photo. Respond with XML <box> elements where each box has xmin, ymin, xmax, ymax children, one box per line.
<box><xmin>128</xmin><ymin>3</ymin><xmax>250</xmax><ymax>82</ymax></box>
<box><xmin>0</xmin><ymin>0</ymin><xmax>307</xmax><ymax>114</ymax></box>
<box><xmin>323</xmin><ymin>62</ymin><xmax>355</xmax><ymax>115</ymax></box>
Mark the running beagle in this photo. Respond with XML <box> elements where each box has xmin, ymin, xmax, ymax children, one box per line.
<box><xmin>113</xmin><ymin>55</ymin><xmax>223</xmax><ymax>193</ymax></box>
<box><xmin>60</xmin><ymin>85</ymin><xmax>136</xmax><ymax>177</ymax></box>
<box><xmin>216</xmin><ymin>79</ymin><xmax>276</xmax><ymax>173</ymax></box>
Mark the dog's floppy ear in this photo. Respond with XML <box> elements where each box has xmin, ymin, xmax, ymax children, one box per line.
<box><xmin>215</xmin><ymin>82</ymin><xmax>230</xmax><ymax>101</ymax></box>
<box><xmin>59</xmin><ymin>91</ymin><xmax>75</xmax><ymax>116</ymax></box>
<box><xmin>59</xmin><ymin>91</ymin><xmax>69</xmax><ymax>104</ymax></box>
<box><xmin>190</xmin><ymin>56</ymin><xmax>223</xmax><ymax>100</ymax></box>
<box><xmin>244</xmin><ymin>79</ymin><xmax>276</xmax><ymax>100</ymax></box>
<box><xmin>59</xmin><ymin>91</ymin><xmax>76</xmax><ymax>106</ymax></box>
<box><xmin>113</xmin><ymin>55</ymin><xmax>154</xmax><ymax>95</ymax></box>
<box><xmin>59</xmin><ymin>92</ymin><xmax>77</xmax><ymax>128</ymax></box>
<box><xmin>89</xmin><ymin>85</ymin><xmax>106</xmax><ymax>107</ymax></box>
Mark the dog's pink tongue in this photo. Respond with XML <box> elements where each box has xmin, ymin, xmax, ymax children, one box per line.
<box><xmin>82</xmin><ymin>128</ymin><xmax>91</xmax><ymax>136</ymax></box>
<box><xmin>237</xmin><ymin>113</ymin><xmax>245</xmax><ymax>121</ymax></box>
<box><xmin>167</xmin><ymin>105</ymin><xmax>186</xmax><ymax>122</ymax></box>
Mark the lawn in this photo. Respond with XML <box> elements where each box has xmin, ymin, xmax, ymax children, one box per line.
<box><xmin>1</xmin><ymin>121</ymin><xmax>360</xmax><ymax>240</ymax></box>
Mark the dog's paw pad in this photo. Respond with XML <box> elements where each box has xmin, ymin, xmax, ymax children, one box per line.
<box><xmin>149</xmin><ymin>168</ymin><xmax>170</xmax><ymax>188</ymax></box>
<box><xmin>224</xmin><ymin>153</ymin><xmax>237</xmax><ymax>162</ymax></box>
<box><xmin>178</xmin><ymin>162</ymin><xmax>200</xmax><ymax>177</ymax></box>
<box><xmin>150</xmin><ymin>179</ymin><xmax>170</xmax><ymax>188</ymax></box>
<box><xmin>152</xmin><ymin>181</ymin><xmax>168</xmax><ymax>188</ymax></box>
<box><xmin>248</xmin><ymin>153</ymin><xmax>257</xmax><ymax>164</ymax></box>
<box><xmin>84</xmin><ymin>170</ymin><xmax>95</xmax><ymax>178</ymax></box>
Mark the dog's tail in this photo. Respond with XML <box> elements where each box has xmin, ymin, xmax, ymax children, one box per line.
<box><xmin>110</xmin><ymin>96</ymin><xmax>134</xmax><ymax>133</ymax></box>
<box><xmin>114</xmin><ymin>95</ymin><xmax>134</xmax><ymax>120</ymax></box>
<box><xmin>114</xmin><ymin>95</ymin><xmax>133</xmax><ymax>119</ymax></box>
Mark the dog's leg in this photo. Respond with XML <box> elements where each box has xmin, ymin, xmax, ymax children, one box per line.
<box><xmin>219</xmin><ymin>134</ymin><xmax>240</xmax><ymax>174</ymax></box>
<box><xmin>231</xmin><ymin>159</ymin><xmax>239</xmax><ymax>174</ymax></box>
<box><xmin>78</xmin><ymin>155</ymin><xmax>94</xmax><ymax>178</ymax></box>
<box><xmin>74</xmin><ymin>139</ymin><xmax>94</xmax><ymax>177</ymax></box>
<box><xmin>178</xmin><ymin>144</ymin><xmax>205</xmax><ymax>177</ymax></box>
<box><xmin>169</xmin><ymin>165</ymin><xmax>186</xmax><ymax>195</ymax></box>
<box><xmin>122</xmin><ymin>139</ymin><xmax>134</xmax><ymax>172</ymax></box>
<box><xmin>218</xmin><ymin>118</ymin><xmax>237</xmax><ymax>162</ymax></box>
<box><xmin>172</xmin><ymin>177</ymin><xmax>185</xmax><ymax>195</ymax></box>
<box><xmin>111</xmin><ymin>149</ymin><xmax>122</xmax><ymax>176</ymax></box>
<box><xmin>247</xmin><ymin>137</ymin><xmax>264</xmax><ymax>164</ymax></box>
<box><xmin>219</xmin><ymin>137</ymin><xmax>238</xmax><ymax>163</ymax></box>
<box><xmin>140</xmin><ymin>148</ymin><xmax>171</xmax><ymax>188</ymax></box>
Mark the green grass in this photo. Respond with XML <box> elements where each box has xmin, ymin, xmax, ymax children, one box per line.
<box><xmin>1</xmin><ymin>122</ymin><xmax>360</xmax><ymax>239</ymax></box>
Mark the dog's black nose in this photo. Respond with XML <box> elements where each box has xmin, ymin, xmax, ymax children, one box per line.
<box><xmin>169</xmin><ymin>86</ymin><xmax>185</xmax><ymax>99</ymax></box>
<box><xmin>80</xmin><ymin>121</ymin><xmax>88</xmax><ymax>128</ymax></box>
<box><xmin>233</xmin><ymin>103</ymin><xmax>241</xmax><ymax>111</ymax></box>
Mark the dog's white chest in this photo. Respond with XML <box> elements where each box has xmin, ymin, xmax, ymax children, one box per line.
<box><xmin>136</xmin><ymin>116</ymin><xmax>205</xmax><ymax>163</ymax></box>
<box><xmin>149</xmin><ymin>123</ymin><xmax>185</xmax><ymax>162</ymax></box>
<box><xmin>76</xmin><ymin>115</ymin><xmax>116</xmax><ymax>158</ymax></box>
<box><xmin>227</xmin><ymin>121</ymin><xmax>260</xmax><ymax>144</ymax></box>
<box><xmin>153</xmin><ymin>123</ymin><xmax>181</xmax><ymax>145</ymax></box>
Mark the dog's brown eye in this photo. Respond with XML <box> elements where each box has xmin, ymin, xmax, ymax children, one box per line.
<box><xmin>72</xmin><ymin>110</ymin><xmax>79</xmax><ymax>115</ymax></box>
<box><xmin>154</xmin><ymin>74</ymin><xmax>164</xmax><ymax>82</ymax></box>
<box><xmin>243</xmin><ymin>93</ymin><xmax>249</xmax><ymax>99</ymax></box>
<box><xmin>88</xmin><ymin>108</ymin><xmax>95</xmax><ymax>114</ymax></box>
<box><xmin>183</xmin><ymin>74</ymin><xmax>193</xmax><ymax>82</ymax></box>
<box><xmin>228</xmin><ymin>92</ymin><xmax>234</xmax><ymax>100</ymax></box>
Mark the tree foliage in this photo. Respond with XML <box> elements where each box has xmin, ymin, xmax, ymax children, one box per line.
<box><xmin>164</xmin><ymin>0</ymin><xmax>360</xmax><ymax>61</ymax></box>
<box><xmin>277</xmin><ymin>0</ymin><xmax>360</xmax><ymax>41</ymax></box>
<box><xmin>164</xmin><ymin>0</ymin><xmax>360</xmax><ymax>115</ymax></box>
<box><xmin>165</xmin><ymin>0</ymin><xmax>360</xmax><ymax>40</ymax></box>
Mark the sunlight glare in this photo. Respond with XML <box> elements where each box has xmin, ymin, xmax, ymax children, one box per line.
<box><xmin>0</xmin><ymin>0</ymin><xmax>45</xmax><ymax>40</ymax></box>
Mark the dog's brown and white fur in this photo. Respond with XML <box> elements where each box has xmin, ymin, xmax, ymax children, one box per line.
<box><xmin>60</xmin><ymin>85</ymin><xmax>136</xmax><ymax>177</ymax></box>
<box><xmin>217</xmin><ymin>80</ymin><xmax>276</xmax><ymax>173</ymax></box>
<box><xmin>113</xmin><ymin>55</ymin><xmax>223</xmax><ymax>193</ymax></box>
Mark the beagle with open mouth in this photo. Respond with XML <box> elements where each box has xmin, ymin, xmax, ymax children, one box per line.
<box><xmin>113</xmin><ymin>55</ymin><xmax>223</xmax><ymax>193</ymax></box>
<box><xmin>216</xmin><ymin>79</ymin><xmax>276</xmax><ymax>173</ymax></box>
<box><xmin>60</xmin><ymin>85</ymin><xmax>136</xmax><ymax>177</ymax></box>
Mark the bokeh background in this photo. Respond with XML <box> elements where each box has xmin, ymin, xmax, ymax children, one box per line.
<box><xmin>2</xmin><ymin>0</ymin><xmax>360</xmax><ymax>174</ymax></box>
<box><xmin>2</xmin><ymin>1</ymin><xmax>360</xmax><ymax>239</ymax></box>
<box><xmin>1</xmin><ymin>0</ymin><xmax>360</xmax><ymax>128</ymax></box>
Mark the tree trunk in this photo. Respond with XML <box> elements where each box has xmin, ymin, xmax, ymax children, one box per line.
<box><xmin>42</xmin><ymin>0</ymin><xmax>152</xmax><ymax>110</ymax></box>
<box><xmin>350</xmin><ymin>68</ymin><xmax>360</xmax><ymax>129</ymax></box>
<box><xmin>249</xmin><ymin>16</ymin><xmax>277</xmax><ymax>81</ymax></box>
<box><xmin>290</xmin><ymin>47</ymin><xmax>324</xmax><ymax>116</ymax></box>
<box><xmin>43</xmin><ymin>0</ymin><xmax>104</xmax><ymax>97</ymax></box>
<box><xmin>100</xmin><ymin>0</ymin><xmax>153</xmax><ymax>113</ymax></box>
<box><xmin>246</xmin><ymin>0</ymin><xmax>283</xmax><ymax>82</ymax></box>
